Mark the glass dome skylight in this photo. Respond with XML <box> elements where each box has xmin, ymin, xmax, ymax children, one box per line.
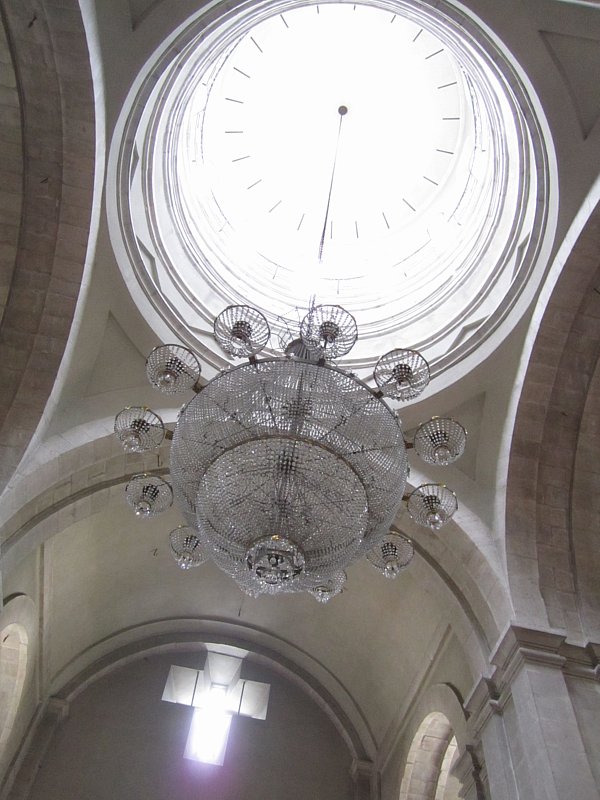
<box><xmin>177</xmin><ymin>5</ymin><xmax>473</xmax><ymax>305</ymax></box>
<box><xmin>111</xmin><ymin>0</ymin><xmax>553</xmax><ymax>378</ymax></box>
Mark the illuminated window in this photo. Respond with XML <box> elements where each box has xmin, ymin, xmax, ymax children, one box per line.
<box><xmin>162</xmin><ymin>652</ymin><xmax>270</xmax><ymax>765</ymax></box>
<box><xmin>184</xmin><ymin>706</ymin><xmax>232</xmax><ymax>766</ymax></box>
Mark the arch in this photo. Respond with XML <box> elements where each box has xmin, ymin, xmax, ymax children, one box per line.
<box><xmin>1</xmin><ymin>426</ymin><xmax>505</xmax><ymax>661</ymax></box>
<box><xmin>506</xmin><ymin>198</ymin><xmax>600</xmax><ymax>638</ymax></box>
<box><xmin>47</xmin><ymin>622</ymin><xmax>376</xmax><ymax>763</ymax></box>
<box><xmin>0</xmin><ymin>623</ymin><xmax>28</xmax><ymax>756</ymax></box>
<box><xmin>570</xmin><ymin>352</ymin><xmax>600</xmax><ymax>639</ymax></box>
<box><xmin>381</xmin><ymin>681</ymin><xmax>470</xmax><ymax>800</ymax></box>
<box><xmin>0</xmin><ymin>0</ymin><xmax>95</xmax><ymax>492</ymax></box>
<box><xmin>399</xmin><ymin>712</ymin><xmax>460</xmax><ymax>800</ymax></box>
<box><xmin>436</xmin><ymin>737</ymin><xmax>460</xmax><ymax>800</ymax></box>
<box><xmin>0</xmin><ymin>13</ymin><xmax>23</xmax><ymax>331</ymax></box>
<box><xmin>0</xmin><ymin>594</ymin><xmax>37</xmax><ymax>781</ymax></box>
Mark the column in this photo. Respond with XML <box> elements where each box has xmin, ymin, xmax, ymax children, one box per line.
<box><xmin>465</xmin><ymin>626</ymin><xmax>600</xmax><ymax>800</ymax></box>
<box><xmin>351</xmin><ymin>758</ymin><xmax>378</xmax><ymax>800</ymax></box>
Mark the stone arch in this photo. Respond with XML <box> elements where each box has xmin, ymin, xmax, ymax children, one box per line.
<box><xmin>0</xmin><ymin>594</ymin><xmax>37</xmax><ymax>781</ymax></box>
<box><xmin>506</xmin><ymin>199</ymin><xmax>600</xmax><ymax>639</ymax></box>
<box><xmin>436</xmin><ymin>737</ymin><xmax>460</xmax><ymax>800</ymax></box>
<box><xmin>1</xmin><ymin>426</ymin><xmax>505</xmax><ymax>662</ymax></box>
<box><xmin>0</xmin><ymin>0</ymin><xmax>95</xmax><ymax>491</ymax></box>
<box><xmin>0</xmin><ymin>623</ymin><xmax>27</xmax><ymax>756</ymax></box>
<box><xmin>48</xmin><ymin>621</ymin><xmax>376</xmax><ymax>764</ymax></box>
<box><xmin>570</xmin><ymin>352</ymin><xmax>600</xmax><ymax>640</ymax></box>
<box><xmin>387</xmin><ymin>681</ymin><xmax>480</xmax><ymax>800</ymax></box>
<box><xmin>398</xmin><ymin>712</ymin><xmax>460</xmax><ymax>800</ymax></box>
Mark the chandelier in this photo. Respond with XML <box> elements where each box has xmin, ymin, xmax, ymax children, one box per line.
<box><xmin>115</xmin><ymin>304</ymin><xmax>466</xmax><ymax>601</ymax></box>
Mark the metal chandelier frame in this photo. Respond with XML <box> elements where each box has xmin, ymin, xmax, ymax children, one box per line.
<box><xmin>115</xmin><ymin>303</ymin><xmax>466</xmax><ymax>602</ymax></box>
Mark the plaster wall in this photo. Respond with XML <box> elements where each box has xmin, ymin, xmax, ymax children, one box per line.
<box><xmin>27</xmin><ymin>651</ymin><xmax>353</xmax><ymax>800</ymax></box>
<box><xmin>41</xmin><ymin>502</ymin><xmax>456</xmax><ymax>746</ymax></box>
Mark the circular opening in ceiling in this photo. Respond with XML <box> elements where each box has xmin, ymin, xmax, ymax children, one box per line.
<box><xmin>111</xmin><ymin>0</ymin><xmax>553</xmax><ymax>379</ymax></box>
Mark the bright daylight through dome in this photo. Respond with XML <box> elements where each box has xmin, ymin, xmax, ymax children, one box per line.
<box><xmin>118</xmin><ymin>0</ymin><xmax>548</xmax><ymax>373</ymax></box>
<box><xmin>179</xmin><ymin>3</ymin><xmax>467</xmax><ymax>297</ymax></box>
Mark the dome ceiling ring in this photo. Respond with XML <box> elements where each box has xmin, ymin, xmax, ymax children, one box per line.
<box><xmin>109</xmin><ymin>0</ymin><xmax>555</xmax><ymax>383</ymax></box>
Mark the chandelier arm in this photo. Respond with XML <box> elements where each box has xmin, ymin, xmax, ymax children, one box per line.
<box><xmin>114</xmin><ymin>406</ymin><xmax>166</xmax><ymax>452</ymax></box>
<box><xmin>299</xmin><ymin>475</ymin><xmax>368</xmax><ymax>518</ymax></box>
<box><xmin>208</xmin><ymin>394</ymin><xmax>267</xmax><ymax>438</ymax></box>
<box><xmin>413</xmin><ymin>417</ymin><xmax>467</xmax><ymax>465</ymax></box>
<box><xmin>312</xmin><ymin>391</ymin><xmax>380</xmax><ymax>447</ymax></box>
<box><xmin>145</xmin><ymin>345</ymin><xmax>202</xmax><ymax>394</ymax></box>
<box><xmin>290</xmin><ymin>372</ymin><xmax>310</xmax><ymax>437</ymax></box>
<box><xmin>344</xmin><ymin>441</ymin><xmax>408</xmax><ymax>457</ymax></box>
<box><xmin>406</xmin><ymin>483</ymin><xmax>458</xmax><ymax>529</ymax></box>
<box><xmin>200</xmin><ymin>431</ymin><xmax>367</xmax><ymax>474</ymax></box>
<box><xmin>259</xmin><ymin>375</ymin><xmax>282</xmax><ymax>431</ymax></box>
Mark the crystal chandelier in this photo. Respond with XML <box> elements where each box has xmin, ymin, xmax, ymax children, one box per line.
<box><xmin>115</xmin><ymin>304</ymin><xmax>466</xmax><ymax>600</ymax></box>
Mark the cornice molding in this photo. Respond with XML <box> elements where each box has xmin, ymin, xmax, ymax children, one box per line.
<box><xmin>465</xmin><ymin>624</ymin><xmax>600</xmax><ymax>729</ymax></box>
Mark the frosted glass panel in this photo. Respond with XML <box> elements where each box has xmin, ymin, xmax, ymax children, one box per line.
<box><xmin>162</xmin><ymin>666</ymin><xmax>201</xmax><ymax>705</ymax></box>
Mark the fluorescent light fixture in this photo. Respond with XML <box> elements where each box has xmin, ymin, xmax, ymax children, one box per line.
<box><xmin>184</xmin><ymin>707</ymin><xmax>232</xmax><ymax>765</ymax></box>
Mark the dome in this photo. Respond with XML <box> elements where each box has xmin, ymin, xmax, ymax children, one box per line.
<box><xmin>109</xmin><ymin>0</ymin><xmax>553</xmax><ymax>383</ymax></box>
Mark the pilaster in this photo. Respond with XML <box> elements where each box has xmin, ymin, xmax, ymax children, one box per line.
<box><xmin>351</xmin><ymin>757</ymin><xmax>379</xmax><ymax>800</ymax></box>
<box><xmin>1</xmin><ymin>698</ymin><xmax>68</xmax><ymax>800</ymax></box>
<box><xmin>465</xmin><ymin>625</ymin><xmax>600</xmax><ymax>800</ymax></box>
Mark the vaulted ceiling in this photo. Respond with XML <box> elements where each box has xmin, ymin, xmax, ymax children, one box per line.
<box><xmin>2</xmin><ymin>0</ymin><xmax>600</xmax><ymax>796</ymax></box>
